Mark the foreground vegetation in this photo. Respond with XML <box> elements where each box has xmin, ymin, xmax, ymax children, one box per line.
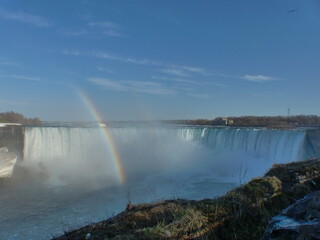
<box><xmin>54</xmin><ymin>159</ymin><xmax>320</xmax><ymax>240</ymax></box>
<box><xmin>0</xmin><ymin>111</ymin><xmax>41</xmax><ymax>125</ymax></box>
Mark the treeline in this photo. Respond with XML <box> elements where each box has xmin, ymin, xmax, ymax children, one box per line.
<box><xmin>0</xmin><ymin>111</ymin><xmax>42</xmax><ymax>125</ymax></box>
<box><xmin>226</xmin><ymin>115</ymin><xmax>320</xmax><ymax>128</ymax></box>
<box><xmin>163</xmin><ymin>119</ymin><xmax>213</xmax><ymax>125</ymax></box>
<box><xmin>164</xmin><ymin>115</ymin><xmax>320</xmax><ymax>128</ymax></box>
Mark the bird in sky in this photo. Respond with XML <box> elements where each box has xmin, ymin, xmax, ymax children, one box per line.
<box><xmin>287</xmin><ymin>9</ymin><xmax>298</xmax><ymax>13</ymax></box>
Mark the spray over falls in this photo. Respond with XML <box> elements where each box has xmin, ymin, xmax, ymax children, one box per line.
<box><xmin>21</xmin><ymin>126</ymin><xmax>312</xmax><ymax>186</ymax></box>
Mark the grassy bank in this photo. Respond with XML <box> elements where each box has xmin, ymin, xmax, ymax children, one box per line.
<box><xmin>53</xmin><ymin>159</ymin><xmax>320</xmax><ymax>240</ymax></box>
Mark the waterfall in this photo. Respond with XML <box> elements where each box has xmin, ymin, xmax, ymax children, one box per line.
<box><xmin>23</xmin><ymin>126</ymin><xmax>312</xmax><ymax>184</ymax></box>
<box><xmin>24</xmin><ymin>127</ymin><xmax>104</xmax><ymax>163</ymax></box>
<box><xmin>23</xmin><ymin>127</ymin><xmax>119</xmax><ymax>184</ymax></box>
<box><xmin>175</xmin><ymin>127</ymin><xmax>309</xmax><ymax>162</ymax></box>
<box><xmin>24</xmin><ymin>126</ymin><xmax>310</xmax><ymax>165</ymax></box>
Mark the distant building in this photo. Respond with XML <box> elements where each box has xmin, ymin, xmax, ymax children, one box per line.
<box><xmin>223</xmin><ymin>118</ymin><xmax>234</xmax><ymax>125</ymax></box>
<box><xmin>213</xmin><ymin>118</ymin><xmax>233</xmax><ymax>126</ymax></box>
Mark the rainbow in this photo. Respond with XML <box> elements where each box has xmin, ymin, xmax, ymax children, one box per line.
<box><xmin>77</xmin><ymin>89</ymin><xmax>126</xmax><ymax>184</ymax></box>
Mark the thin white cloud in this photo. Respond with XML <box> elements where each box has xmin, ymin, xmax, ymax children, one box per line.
<box><xmin>206</xmin><ymin>82</ymin><xmax>228</xmax><ymax>87</ymax></box>
<box><xmin>241</xmin><ymin>74</ymin><xmax>279</xmax><ymax>82</ymax></box>
<box><xmin>152</xmin><ymin>76</ymin><xmax>227</xmax><ymax>89</ymax></box>
<box><xmin>10</xmin><ymin>75</ymin><xmax>42</xmax><ymax>81</ymax></box>
<box><xmin>0</xmin><ymin>8</ymin><xmax>52</xmax><ymax>27</ymax></box>
<box><xmin>59</xmin><ymin>70</ymin><xmax>82</xmax><ymax>76</ymax></box>
<box><xmin>88</xmin><ymin>77</ymin><xmax>175</xmax><ymax>95</ymax></box>
<box><xmin>89</xmin><ymin>78</ymin><xmax>125</xmax><ymax>91</ymax></box>
<box><xmin>180</xmin><ymin>66</ymin><xmax>209</xmax><ymax>76</ymax></box>
<box><xmin>97</xmin><ymin>66</ymin><xmax>114</xmax><ymax>73</ymax></box>
<box><xmin>0</xmin><ymin>60</ymin><xmax>18</xmax><ymax>66</ymax></box>
<box><xmin>0</xmin><ymin>98</ymin><xmax>58</xmax><ymax>106</ymax></box>
<box><xmin>173</xmin><ymin>86</ymin><xmax>194</xmax><ymax>92</ymax></box>
<box><xmin>252</xmin><ymin>93</ymin><xmax>272</xmax><ymax>98</ymax></box>
<box><xmin>0</xmin><ymin>72</ymin><xmax>71</xmax><ymax>88</ymax></box>
<box><xmin>63</xmin><ymin>50</ymin><xmax>159</xmax><ymax>65</ymax></box>
<box><xmin>62</xmin><ymin>49</ymin><xmax>81</xmax><ymax>56</ymax></box>
<box><xmin>63</xmin><ymin>49</ymin><xmax>233</xmax><ymax>89</ymax></box>
<box><xmin>58</xmin><ymin>21</ymin><xmax>123</xmax><ymax>38</ymax></box>
<box><xmin>62</xmin><ymin>50</ymin><xmax>213</xmax><ymax>76</ymax></box>
<box><xmin>88</xmin><ymin>21</ymin><xmax>122</xmax><ymax>37</ymax></box>
<box><xmin>152</xmin><ymin>76</ymin><xmax>198</xmax><ymax>85</ymax></box>
<box><xmin>0</xmin><ymin>98</ymin><xmax>29</xmax><ymax>105</ymax></box>
<box><xmin>102</xmin><ymin>30</ymin><xmax>122</xmax><ymax>37</ymax></box>
<box><xmin>187</xmin><ymin>93</ymin><xmax>211</xmax><ymax>99</ymax></box>
<box><xmin>88</xmin><ymin>21</ymin><xmax>119</xmax><ymax>28</ymax></box>
<box><xmin>162</xmin><ymin>68</ymin><xmax>189</xmax><ymax>77</ymax></box>
<box><xmin>92</xmin><ymin>51</ymin><xmax>156</xmax><ymax>65</ymax></box>
<box><xmin>163</xmin><ymin>65</ymin><xmax>211</xmax><ymax>77</ymax></box>
<box><xmin>58</xmin><ymin>29</ymin><xmax>88</xmax><ymax>36</ymax></box>
<box><xmin>63</xmin><ymin>50</ymin><xmax>224</xmax><ymax>80</ymax></box>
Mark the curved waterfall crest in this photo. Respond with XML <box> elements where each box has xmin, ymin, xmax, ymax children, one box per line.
<box><xmin>175</xmin><ymin>127</ymin><xmax>308</xmax><ymax>162</ymax></box>
<box><xmin>24</xmin><ymin>126</ymin><xmax>309</xmax><ymax>166</ymax></box>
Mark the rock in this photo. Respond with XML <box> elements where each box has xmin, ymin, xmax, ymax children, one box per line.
<box><xmin>262</xmin><ymin>190</ymin><xmax>320</xmax><ymax>240</ymax></box>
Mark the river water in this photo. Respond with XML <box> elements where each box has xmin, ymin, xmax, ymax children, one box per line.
<box><xmin>0</xmin><ymin>125</ymin><xmax>311</xmax><ymax>239</ymax></box>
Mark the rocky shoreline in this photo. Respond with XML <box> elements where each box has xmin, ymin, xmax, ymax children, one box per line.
<box><xmin>53</xmin><ymin>159</ymin><xmax>320</xmax><ymax>240</ymax></box>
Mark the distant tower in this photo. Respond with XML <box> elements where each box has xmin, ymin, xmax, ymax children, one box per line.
<box><xmin>287</xmin><ymin>108</ymin><xmax>291</xmax><ymax>117</ymax></box>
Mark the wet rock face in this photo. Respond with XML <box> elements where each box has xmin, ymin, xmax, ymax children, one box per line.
<box><xmin>262</xmin><ymin>190</ymin><xmax>320</xmax><ymax>240</ymax></box>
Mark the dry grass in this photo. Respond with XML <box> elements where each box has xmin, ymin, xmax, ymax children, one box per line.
<box><xmin>53</xmin><ymin>159</ymin><xmax>320</xmax><ymax>240</ymax></box>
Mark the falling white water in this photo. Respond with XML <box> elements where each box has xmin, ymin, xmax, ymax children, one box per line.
<box><xmin>23</xmin><ymin>126</ymin><xmax>309</xmax><ymax>183</ymax></box>
<box><xmin>175</xmin><ymin>127</ymin><xmax>308</xmax><ymax>162</ymax></box>
<box><xmin>23</xmin><ymin>127</ymin><xmax>119</xmax><ymax>186</ymax></box>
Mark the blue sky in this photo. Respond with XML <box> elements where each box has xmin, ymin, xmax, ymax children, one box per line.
<box><xmin>0</xmin><ymin>0</ymin><xmax>319</xmax><ymax>121</ymax></box>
